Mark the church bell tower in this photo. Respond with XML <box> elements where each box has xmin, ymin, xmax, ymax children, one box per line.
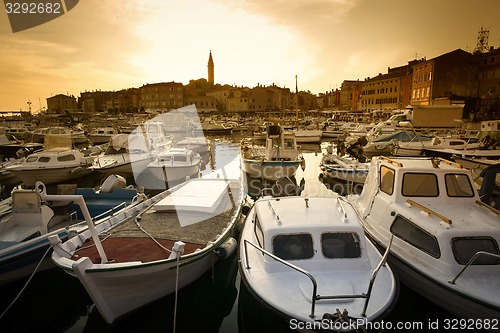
<box><xmin>208</xmin><ymin>50</ymin><xmax>214</xmax><ymax>85</ymax></box>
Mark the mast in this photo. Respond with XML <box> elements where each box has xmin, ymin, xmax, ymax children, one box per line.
<box><xmin>295</xmin><ymin>75</ymin><xmax>298</xmax><ymax>128</ymax></box>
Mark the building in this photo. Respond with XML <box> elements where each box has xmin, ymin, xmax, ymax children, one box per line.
<box><xmin>140</xmin><ymin>82</ymin><xmax>184</xmax><ymax>111</ymax></box>
<box><xmin>46</xmin><ymin>94</ymin><xmax>77</xmax><ymax>114</ymax></box>
<box><xmin>339</xmin><ymin>80</ymin><xmax>362</xmax><ymax>111</ymax></box>
<box><xmin>208</xmin><ymin>51</ymin><xmax>214</xmax><ymax>85</ymax></box>
<box><xmin>475</xmin><ymin>46</ymin><xmax>500</xmax><ymax>119</ymax></box>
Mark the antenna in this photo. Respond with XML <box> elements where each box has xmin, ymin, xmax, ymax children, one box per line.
<box><xmin>473</xmin><ymin>27</ymin><xmax>489</xmax><ymax>54</ymax></box>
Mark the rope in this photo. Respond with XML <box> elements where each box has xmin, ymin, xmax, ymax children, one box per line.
<box><xmin>0</xmin><ymin>245</ymin><xmax>51</xmax><ymax>319</ymax></box>
<box><xmin>135</xmin><ymin>219</ymin><xmax>172</xmax><ymax>253</ymax></box>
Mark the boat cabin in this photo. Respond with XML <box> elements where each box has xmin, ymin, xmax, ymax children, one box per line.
<box><xmin>264</xmin><ymin>125</ymin><xmax>300</xmax><ymax>162</ymax></box>
<box><xmin>250</xmin><ymin>196</ymin><xmax>371</xmax><ymax>272</ymax></box>
<box><xmin>155</xmin><ymin>148</ymin><xmax>199</xmax><ymax>166</ymax></box>
<box><xmin>353</xmin><ymin>156</ymin><xmax>500</xmax><ymax>275</ymax></box>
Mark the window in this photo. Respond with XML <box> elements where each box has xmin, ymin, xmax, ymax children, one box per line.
<box><xmin>380</xmin><ymin>165</ymin><xmax>395</xmax><ymax>195</ymax></box>
<box><xmin>402</xmin><ymin>173</ymin><xmax>439</xmax><ymax>197</ymax></box>
<box><xmin>322</xmin><ymin>232</ymin><xmax>361</xmax><ymax>258</ymax></box>
<box><xmin>38</xmin><ymin>156</ymin><xmax>50</xmax><ymax>163</ymax></box>
<box><xmin>57</xmin><ymin>154</ymin><xmax>76</xmax><ymax>162</ymax></box>
<box><xmin>26</xmin><ymin>156</ymin><xmax>38</xmax><ymax>162</ymax></box>
<box><xmin>445</xmin><ymin>174</ymin><xmax>474</xmax><ymax>197</ymax></box>
<box><xmin>391</xmin><ymin>215</ymin><xmax>440</xmax><ymax>257</ymax></box>
<box><xmin>173</xmin><ymin>155</ymin><xmax>187</xmax><ymax>162</ymax></box>
<box><xmin>452</xmin><ymin>237</ymin><xmax>499</xmax><ymax>265</ymax></box>
<box><xmin>273</xmin><ymin>233</ymin><xmax>314</xmax><ymax>260</ymax></box>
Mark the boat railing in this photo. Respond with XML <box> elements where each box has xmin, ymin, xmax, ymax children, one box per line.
<box><xmin>243</xmin><ymin>237</ymin><xmax>392</xmax><ymax>318</ymax></box>
<box><xmin>449</xmin><ymin>251</ymin><xmax>500</xmax><ymax>285</ymax></box>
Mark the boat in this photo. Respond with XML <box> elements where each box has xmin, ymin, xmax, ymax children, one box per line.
<box><xmin>30</xmin><ymin>126</ymin><xmax>89</xmax><ymax>145</ymax></box>
<box><xmin>6</xmin><ymin>147</ymin><xmax>95</xmax><ymax>187</ymax></box>
<box><xmin>140</xmin><ymin>147</ymin><xmax>202</xmax><ymax>189</ymax></box>
<box><xmin>87</xmin><ymin>127</ymin><xmax>120</xmax><ymax>145</ymax></box>
<box><xmin>0</xmin><ymin>175</ymin><xmax>143</xmax><ymax>285</ymax></box>
<box><xmin>292</xmin><ymin>129</ymin><xmax>322</xmax><ymax>143</ymax></box>
<box><xmin>89</xmin><ymin>134</ymin><xmax>155</xmax><ymax>178</ymax></box>
<box><xmin>348</xmin><ymin>156</ymin><xmax>500</xmax><ymax>322</ymax></box>
<box><xmin>241</xmin><ymin>124</ymin><xmax>305</xmax><ymax>181</ymax></box>
<box><xmin>392</xmin><ymin>136</ymin><xmax>481</xmax><ymax>157</ymax></box>
<box><xmin>478</xmin><ymin>163</ymin><xmax>500</xmax><ymax>209</ymax></box>
<box><xmin>320</xmin><ymin>153</ymin><xmax>370</xmax><ymax>184</ymax></box>
<box><xmin>174</xmin><ymin>136</ymin><xmax>210</xmax><ymax>159</ymax></box>
<box><xmin>201</xmin><ymin>119</ymin><xmax>233</xmax><ymax>135</ymax></box>
<box><xmin>0</xmin><ymin>133</ymin><xmax>43</xmax><ymax>161</ymax></box>
<box><xmin>50</xmin><ymin>174</ymin><xmax>244</xmax><ymax>324</ymax></box>
<box><xmin>238</xmin><ymin>195</ymin><xmax>398</xmax><ymax>330</ymax></box>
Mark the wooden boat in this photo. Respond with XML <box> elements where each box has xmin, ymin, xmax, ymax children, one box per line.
<box><xmin>6</xmin><ymin>147</ymin><xmax>94</xmax><ymax>187</ymax></box>
<box><xmin>239</xmin><ymin>195</ymin><xmax>398</xmax><ymax>330</ymax></box>
<box><xmin>349</xmin><ymin>156</ymin><xmax>500</xmax><ymax>323</ymax></box>
<box><xmin>50</xmin><ymin>175</ymin><xmax>244</xmax><ymax>324</ymax></box>
<box><xmin>0</xmin><ymin>175</ymin><xmax>143</xmax><ymax>285</ymax></box>
<box><xmin>241</xmin><ymin>125</ymin><xmax>305</xmax><ymax>181</ymax></box>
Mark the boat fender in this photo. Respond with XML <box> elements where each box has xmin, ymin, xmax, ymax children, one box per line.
<box><xmin>241</xmin><ymin>205</ymin><xmax>251</xmax><ymax>216</ymax></box>
<box><xmin>200</xmin><ymin>160</ymin><xmax>206</xmax><ymax>171</ymax></box>
<box><xmin>300</xmin><ymin>158</ymin><xmax>306</xmax><ymax>171</ymax></box>
<box><xmin>70</xmin><ymin>166</ymin><xmax>83</xmax><ymax>175</ymax></box>
<box><xmin>214</xmin><ymin>237</ymin><xmax>237</xmax><ymax>259</ymax></box>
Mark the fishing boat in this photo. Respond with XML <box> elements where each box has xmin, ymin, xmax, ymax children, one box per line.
<box><xmin>239</xmin><ymin>195</ymin><xmax>398</xmax><ymax>330</ymax></box>
<box><xmin>0</xmin><ymin>175</ymin><xmax>143</xmax><ymax>285</ymax></box>
<box><xmin>140</xmin><ymin>148</ymin><xmax>203</xmax><ymax>189</ymax></box>
<box><xmin>6</xmin><ymin>147</ymin><xmax>94</xmax><ymax>187</ymax></box>
<box><xmin>50</xmin><ymin>174</ymin><xmax>244</xmax><ymax>324</ymax></box>
<box><xmin>241</xmin><ymin>124</ymin><xmax>305</xmax><ymax>181</ymax></box>
<box><xmin>348</xmin><ymin>156</ymin><xmax>500</xmax><ymax>323</ymax></box>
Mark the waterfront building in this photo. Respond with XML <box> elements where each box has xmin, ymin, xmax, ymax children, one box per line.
<box><xmin>46</xmin><ymin>94</ymin><xmax>77</xmax><ymax>114</ymax></box>
<box><xmin>475</xmin><ymin>46</ymin><xmax>500</xmax><ymax>119</ymax></box>
<box><xmin>140</xmin><ymin>82</ymin><xmax>184</xmax><ymax>111</ymax></box>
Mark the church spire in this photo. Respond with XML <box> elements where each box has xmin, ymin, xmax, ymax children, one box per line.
<box><xmin>207</xmin><ymin>50</ymin><xmax>214</xmax><ymax>85</ymax></box>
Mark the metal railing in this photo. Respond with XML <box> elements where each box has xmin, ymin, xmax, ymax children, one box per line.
<box><xmin>449</xmin><ymin>251</ymin><xmax>500</xmax><ymax>285</ymax></box>
<box><xmin>242</xmin><ymin>235</ymin><xmax>393</xmax><ymax>318</ymax></box>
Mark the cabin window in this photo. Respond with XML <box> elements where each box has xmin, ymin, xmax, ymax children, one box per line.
<box><xmin>174</xmin><ymin>155</ymin><xmax>187</xmax><ymax>162</ymax></box>
<box><xmin>26</xmin><ymin>156</ymin><xmax>38</xmax><ymax>162</ymax></box>
<box><xmin>272</xmin><ymin>233</ymin><xmax>314</xmax><ymax>260</ymax></box>
<box><xmin>402</xmin><ymin>173</ymin><xmax>439</xmax><ymax>197</ymax></box>
<box><xmin>321</xmin><ymin>232</ymin><xmax>361</xmax><ymax>259</ymax></box>
<box><xmin>379</xmin><ymin>166</ymin><xmax>395</xmax><ymax>195</ymax></box>
<box><xmin>57</xmin><ymin>154</ymin><xmax>76</xmax><ymax>162</ymax></box>
<box><xmin>452</xmin><ymin>237</ymin><xmax>500</xmax><ymax>265</ymax></box>
<box><xmin>38</xmin><ymin>156</ymin><xmax>50</xmax><ymax>163</ymax></box>
<box><xmin>148</xmin><ymin>126</ymin><xmax>159</xmax><ymax>134</ymax></box>
<box><xmin>390</xmin><ymin>215</ymin><xmax>440</xmax><ymax>258</ymax></box>
<box><xmin>284</xmin><ymin>138</ymin><xmax>295</xmax><ymax>149</ymax></box>
<box><xmin>445</xmin><ymin>174</ymin><xmax>474</xmax><ymax>197</ymax></box>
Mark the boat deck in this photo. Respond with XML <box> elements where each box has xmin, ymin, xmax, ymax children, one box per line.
<box><xmin>72</xmin><ymin>186</ymin><xmax>240</xmax><ymax>264</ymax></box>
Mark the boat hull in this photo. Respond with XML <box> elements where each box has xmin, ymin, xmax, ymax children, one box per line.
<box><xmin>8</xmin><ymin>167</ymin><xmax>93</xmax><ymax>187</ymax></box>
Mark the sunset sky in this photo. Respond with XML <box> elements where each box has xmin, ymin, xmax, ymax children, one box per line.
<box><xmin>1</xmin><ymin>0</ymin><xmax>499</xmax><ymax>111</ymax></box>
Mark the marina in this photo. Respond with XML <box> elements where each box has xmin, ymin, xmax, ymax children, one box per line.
<box><xmin>0</xmin><ymin>122</ymin><xmax>495</xmax><ymax>332</ymax></box>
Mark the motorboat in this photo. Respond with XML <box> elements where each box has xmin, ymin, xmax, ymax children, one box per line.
<box><xmin>239</xmin><ymin>195</ymin><xmax>398</xmax><ymax>330</ymax></box>
<box><xmin>0</xmin><ymin>175</ymin><xmax>143</xmax><ymax>285</ymax></box>
<box><xmin>241</xmin><ymin>124</ymin><xmax>305</xmax><ymax>181</ymax></box>
<box><xmin>349</xmin><ymin>156</ymin><xmax>500</xmax><ymax>323</ymax></box>
<box><xmin>50</xmin><ymin>174</ymin><xmax>244</xmax><ymax>324</ymax></box>
<box><xmin>87</xmin><ymin>127</ymin><xmax>120</xmax><ymax>145</ymax></box>
<box><xmin>6</xmin><ymin>147</ymin><xmax>94</xmax><ymax>187</ymax></box>
<box><xmin>140</xmin><ymin>148</ymin><xmax>202</xmax><ymax>189</ymax></box>
<box><xmin>320</xmin><ymin>150</ymin><xmax>370</xmax><ymax>184</ymax></box>
<box><xmin>30</xmin><ymin>127</ymin><xmax>89</xmax><ymax>146</ymax></box>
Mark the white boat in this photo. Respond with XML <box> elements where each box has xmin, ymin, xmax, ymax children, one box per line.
<box><xmin>239</xmin><ymin>195</ymin><xmax>398</xmax><ymax>330</ymax></box>
<box><xmin>141</xmin><ymin>148</ymin><xmax>202</xmax><ymax>188</ymax></box>
<box><xmin>241</xmin><ymin>125</ymin><xmax>305</xmax><ymax>181</ymax></box>
<box><xmin>392</xmin><ymin>136</ymin><xmax>481</xmax><ymax>157</ymax></box>
<box><xmin>349</xmin><ymin>156</ymin><xmax>500</xmax><ymax>322</ymax></box>
<box><xmin>90</xmin><ymin>134</ymin><xmax>154</xmax><ymax>178</ymax></box>
<box><xmin>6</xmin><ymin>147</ymin><xmax>94</xmax><ymax>187</ymax></box>
<box><xmin>174</xmin><ymin>136</ymin><xmax>210</xmax><ymax>156</ymax></box>
<box><xmin>50</xmin><ymin>176</ymin><xmax>244</xmax><ymax>324</ymax></box>
<box><xmin>31</xmin><ymin>127</ymin><xmax>88</xmax><ymax>146</ymax></box>
<box><xmin>201</xmin><ymin>119</ymin><xmax>232</xmax><ymax>135</ymax></box>
<box><xmin>292</xmin><ymin>129</ymin><xmax>322</xmax><ymax>143</ymax></box>
<box><xmin>320</xmin><ymin>153</ymin><xmax>369</xmax><ymax>184</ymax></box>
<box><xmin>87</xmin><ymin>127</ymin><xmax>119</xmax><ymax>144</ymax></box>
<box><xmin>0</xmin><ymin>175</ymin><xmax>143</xmax><ymax>285</ymax></box>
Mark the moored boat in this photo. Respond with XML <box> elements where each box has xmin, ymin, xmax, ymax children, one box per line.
<box><xmin>239</xmin><ymin>195</ymin><xmax>398</xmax><ymax>330</ymax></box>
<box><xmin>348</xmin><ymin>156</ymin><xmax>500</xmax><ymax>324</ymax></box>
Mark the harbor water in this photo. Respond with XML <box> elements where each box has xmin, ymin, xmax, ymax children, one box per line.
<box><xmin>0</xmin><ymin>133</ymin><xmax>474</xmax><ymax>333</ymax></box>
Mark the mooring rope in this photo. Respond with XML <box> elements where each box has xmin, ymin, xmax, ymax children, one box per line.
<box><xmin>0</xmin><ymin>245</ymin><xmax>51</xmax><ymax>319</ymax></box>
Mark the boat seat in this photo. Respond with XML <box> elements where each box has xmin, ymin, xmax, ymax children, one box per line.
<box><xmin>9</xmin><ymin>190</ymin><xmax>54</xmax><ymax>236</ymax></box>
